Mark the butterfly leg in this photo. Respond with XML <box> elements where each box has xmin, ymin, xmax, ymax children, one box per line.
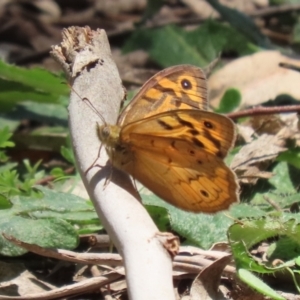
<box><xmin>130</xmin><ymin>178</ymin><xmax>142</xmax><ymax>203</ymax></box>
<box><xmin>103</xmin><ymin>162</ymin><xmax>114</xmax><ymax>189</ymax></box>
<box><xmin>84</xmin><ymin>143</ymin><xmax>105</xmax><ymax>175</ymax></box>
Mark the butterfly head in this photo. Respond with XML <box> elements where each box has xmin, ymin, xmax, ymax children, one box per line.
<box><xmin>97</xmin><ymin>123</ymin><xmax>121</xmax><ymax>148</ymax></box>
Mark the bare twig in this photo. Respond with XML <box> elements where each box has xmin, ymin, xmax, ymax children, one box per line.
<box><xmin>0</xmin><ymin>272</ymin><xmax>122</xmax><ymax>300</ymax></box>
<box><xmin>249</xmin><ymin>3</ymin><xmax>300</xmax><ymax>18</ymax></box>
<box><xmin>227</xmin><ymin>105</ymin><xmax>300</xmax><ymax>120</ymax></box>
<box><xmin>34</xmin><ymin>167</ymin><xmax>75</xmax><ymax>185</ymax></box>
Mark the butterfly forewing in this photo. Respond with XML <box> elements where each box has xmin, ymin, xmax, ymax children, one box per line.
<box><xmin>118</xmin><ymin>65</ymin><xmax>208</xmax><ymax>126</ymax></box>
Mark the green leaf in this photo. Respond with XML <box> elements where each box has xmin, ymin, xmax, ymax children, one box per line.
<box><xmin>123</xmin><ymin>25</ymin><xmax>209</xmax><ymax>67</ymax></box>
<box><xmin>123</xmin><ymin>20</ymin><xmax>258</xmax><ymax>68</ymax></box>
<box><xmin>267</xmin><ymin>236</ymin><xmax>300</xmax><ymax>261</ymax></box>
<box><xmin>13</xmin><ymin>128</ymin><xmax>67</xmax><ymax>153</ymax></box>
<box><xmin>0</xmin><ymin>186</ymin><xmax>100</xmax><ymax>256</ymax></box>
<box><xmin>0</xmin><ymin>217</ymin><xmax>78</xmax><ymax>256</ymax></box>
<box><xmin>0</xmin><ymin>79</ymin><xmax>62</xmax><ymax>112</ymax></box>
<box><xmin>277</xmin><ymin>148</ymin><xmax>300</xmax><ymax>169</ymax></box>
<box><xmin>187</xmin><ymin>20</ymin><xmax>259</xmax><ymax>57</ymax></box>
<box><xmin>0</xmin><ymin>60</ymin><xmax>68</xmax><ymax>95</ymax></box>
<box><xmin>50</xmin><ymin>167</ymin><xmax>65</xmax><ymax>178</ymax></box>
<box><xmin>0</xmin><ymin>170</ymin><xmax>21</xmax><ymax>196</ymax></box>
<box><xmin>295</xmin><ymin>256</ymin><xmax>300</xmax><ymax>267</ymax></box>
<box><xmin>292</xmin><ymin>18</ymin><xmax>300</xmax><ymax>44</ymax></box>
<box><xmin>269</xmin><ymin>162</ymin><xmax>299</xmax><ymax>193</ymax></box>
<box><xmin>0</xmin><ymin>194</ymin><xmax>12</xmax><ymax>209</ymax></box>
<box><xmin>145</xmin><ymin>205</ymin><xmax>170</xmax><ymax>232</ymax></box>
<box><xmin>140</xmin><ymin>0</ymin><xmax>164</xmax><ymax>24</ymax></box>
<box><xmin>206</xmin><ymin>0</ymin><xmax>271</xmax><ymax>48</ymax></box>
<box><xmin>214</xmin><ymin>88</ymin><xmax>241</xmax><ymax>113</ymax></box>
<box><xmin>228</xmin><ymin>217</ymin><xmax>300</xmax><ymax>280</ymax></box>
<box><xmin>0</xmin><ymin>101</ymin><xmax>68</xmax><ymax>129</ymax></box>
<box><xmin>142</xmin><ymin>192</ymin><xmax>236</xmax><ymax>249</ymax></box>
<box><xmin>238</xmin><ymin>269</ymin><xmax>285</xmax><ymax>300</ymax></box>
<box><xmin>61</xmin><ymin>145</ymin><xmax>75</xmax><ymax>165</ymax></box>
<box><xmin>0</xmin><ymin>127</ymin><xmax>15</xmax><ymax>148</ymax></box>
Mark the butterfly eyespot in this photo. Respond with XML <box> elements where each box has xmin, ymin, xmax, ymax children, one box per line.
<box><xmin>200</xmin><ymin>190</ymin><xmax>209</xmax><ymax>198</ymax></box>
<box><xmin>181</xmin><ymin>78</ymin><xmax>192</xmax><ymax>90</ymax></box>
<box><xmin>204</xmin><ymin>121</ymin><xmax>213</xmax><ymax>129</ymax></box>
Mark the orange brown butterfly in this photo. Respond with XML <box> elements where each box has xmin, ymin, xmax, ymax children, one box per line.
<box><xmin>96</xmin><ymin>64</ymin><xmax>239</xmax><ymax>212</ymax></box>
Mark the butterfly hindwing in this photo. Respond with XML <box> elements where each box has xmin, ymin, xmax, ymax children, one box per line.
<box><xmin>121</xmin><ymin>110</ymin><xmax>235</xmax><ymax>158</ymax></box>
<box><xmin>112</xmin><ymin>110</ymin><xmax>238</xmax><ymax>212</ymax></box>
<box><xmin>117</xmin><ymin>130</ymin><xmax>237</xmax><ymax>212</ymax></box>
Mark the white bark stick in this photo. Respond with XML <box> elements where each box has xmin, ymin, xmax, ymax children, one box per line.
<box><xmin>51</xmin><ymin>27</ymin><xmax>175</xmax><ymax>300</ymax></box>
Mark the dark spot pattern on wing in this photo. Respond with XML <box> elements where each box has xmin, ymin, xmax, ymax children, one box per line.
<box><xmin>156</xmin><ymin>84</ymin><xmax>177</xmax><ymax>97</ymax></box>
<box><xmin>181</xmin><ymin>78</ymin><xmax>192</xmax><ymax>90</ymax></box>
<box><xmin>192</xmin><ymin>137</ymin><xmax>205</xmax><ymax>149</ymax></box>
<box><xmin>143</xmin><ymin>95</ymin><xmax>157</xmax><ymax>103</ymax></box>
<box><xmin>202</xmin><ymin>128</ymin><xmax>223</xmax><ymax>155</ymax></box>
<box><xmin>200</xmin><ymin>190</ymin><xmax>209</xmax><ymax>198</ymax></box>
<box><xmin>175</xmin><ymin>115</ymin><xmax>195</xmax><ymax>129</ymax></box>
<box><xmin>189</xmin><ymin>149</ymin><xmax>195</xmax><ymax>156</ymax></box>
<box><xmin>188</xmin><ymin>129</ymin><xmax>200</xmax><ymax>136</ymax></box>
<box><xmin>204</xmin><ymin>121</ymin><xmax>213</xmax><ymax>129</ymax></box>
<box><xmin>145</xmin><ymin>71</ymin><xmax>206</xmax><ymax>110</ymax></box>
<box><xmin>157</xmin><ymin>119</ymin><xmax>173</xmax><ymax>130</ymax></box>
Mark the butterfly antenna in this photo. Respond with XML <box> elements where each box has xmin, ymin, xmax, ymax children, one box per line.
<box><xmin>68</xmin><ymin>83</ymin><xmax>107</xmax><ymax>125</ymax></box>
<box><xmin>204</xmin><ymin>53</ymin><xmax>221</xmax><ymax>77</ymax></box>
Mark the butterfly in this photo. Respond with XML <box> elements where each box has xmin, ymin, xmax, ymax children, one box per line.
<box><xmin>97</xmin><ymin>65</ymin><xmax>239</xmax><ymax>213</ymax></box>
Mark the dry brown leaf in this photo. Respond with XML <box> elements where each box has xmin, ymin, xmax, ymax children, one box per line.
<box><xmin>188</xmin><ymin>255</ymin><xmax>232</xmax><ymax>300</ymax></box>
<box><xmin>279</xmin><ymin>113</ymin><xmax>300</xmax><ymax>146</ymax></box>
<box><xmin>95</xmin><ymin>0</ymin><xmax>146</xmax><ymax>16</ymax></box>
<box><xmin>33</xmin><ymin>0</ymin><xmax>61</xmax><ymax>23</ymax></box>
<box><xmin>238</xmin><ymin>113</ymin><xmax>300</xmax><ymax>144</ymax></box>
<box><xmin>231</xmin><ymin>132</ymin><xmax>286</xmax><ymax>184</ymax></box>
<box><xmin>208</xmin><ymin>51</ymin><xmax>300</xmax><ymax>108</ymax></box>
<box><xmin>237</xmin><ymin>124</ymin><xmax>255</xmax><ymax>143</ymax></box>
<box><xmin>182</xmin><ymin>0</ymin><xmax>268</xmax><ymax>19</ymax></box>
<box><xmin>0</xmin><ymin>261</ymin><xmax>55</xmax><ymax>296</ymax></box>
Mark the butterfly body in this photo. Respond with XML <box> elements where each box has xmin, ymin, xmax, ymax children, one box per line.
<box><xmin>97</xmin><ymin>65</ymin><xmax>239</xmax><ymax>213</ymax></box>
